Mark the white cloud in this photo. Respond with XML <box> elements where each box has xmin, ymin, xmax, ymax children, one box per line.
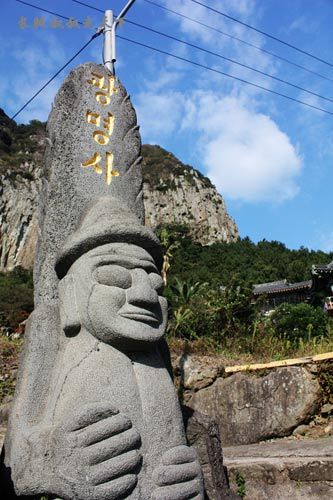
<box><xmin>135</xmin><ymin>85</ymin><xmax>302</xmax><ymax>203</ymax></box>
<box><xmin>191</xmin><ymin>93</ymin><xmax>302</xmax><ymax>202</ymax></box>
<box><xmin>134</xmin><ymin>90</ymin><xmax>187</xmax><ymax>141</ymax></box>
<box><xmin>2</xmin><ymin>33</ymin><xmax>69</xmax><ymax>123</ymax></box>
<box><xmin>163</xmin><ymin>0</ymin><xmax>256</xmax><ymax>46</ymax></box>
<box><xmin>161</xmin><ymin>0</ymin><xmax>278</xmax><ymax>97</ymax></box>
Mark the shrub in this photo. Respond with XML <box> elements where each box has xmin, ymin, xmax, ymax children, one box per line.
<box><xmin>270</xmin><ymin>302</ymin><xmax>328</xmax><ymax>344</ymax></box>
<box><xmin>0</xmin><ymin>267</ymin><xmax>33</xmax><ymax>329</ymax></box>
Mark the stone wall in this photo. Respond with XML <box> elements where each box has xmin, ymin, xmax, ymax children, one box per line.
<box><xmin>172</xmin><ymin>354</ymin><xmax>328</xmax><ymax>447</ymax></box>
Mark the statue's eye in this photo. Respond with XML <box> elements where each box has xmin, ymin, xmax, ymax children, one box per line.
<box><xmin>94</xmin><ymin>265</ymin><xmax>131</xmax><ymax>288</ymax></box>
<box><xmin>149</xmin><ymin>272</ymin><xmax>164</xmax><ymax>294</ymax></box>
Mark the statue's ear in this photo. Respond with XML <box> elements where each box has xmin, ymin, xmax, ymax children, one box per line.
<box><xmin>58</xmin><ymin>274</ymin><xmax>81</xmax><ymax>337</ymax></box>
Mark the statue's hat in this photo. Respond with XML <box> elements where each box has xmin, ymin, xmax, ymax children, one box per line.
<box><xmin>55</xmin><ymin>197</ymin><xmax>163</xmax><ymax>278</ymax></box>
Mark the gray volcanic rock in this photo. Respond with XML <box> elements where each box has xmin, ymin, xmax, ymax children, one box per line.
<box><xmin>0</xmin><ymin>164</ymin><xmax>41</xmax><ymax>270</ymax></box>
<box><xmin>183</xmin><ymin>406</ymin><xmax>240</xmax><ymax>500</ymax></box>
<box><xmin>34</xmin><ymin>62</ymin><xmax>144</xmax><ymax>305</ymax></box>
<box><xmin>142</xmin><ymin>145</ymin><xmax>238</xmax><ymax>246</ymax></box>
<box><xmin>0</xmin><ymin>122</ymin><xmax>238</xmax><ymax>272</ymax></box>
<box><xmin>188</xmin><ymin>367</ymin><xmax>322</xmax><ymax>446</ymax></box>
<box><xmin>1</xmin><ymin>63</ymin><xmax>205</xmax><ymax>500</ymax></box>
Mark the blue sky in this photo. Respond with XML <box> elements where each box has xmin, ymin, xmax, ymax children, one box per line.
<box><xmin>1</xmin><ymin>0</ymin><xmax>332</xmax><ymax>252</ymax></box>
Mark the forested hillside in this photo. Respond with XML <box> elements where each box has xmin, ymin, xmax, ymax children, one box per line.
<box><xmin>164</xmin><ymin>228</ymin><xmax>333</xmax><ymax>288</ymax></box>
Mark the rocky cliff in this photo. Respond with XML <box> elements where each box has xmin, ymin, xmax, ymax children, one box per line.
<box><xmin>142</xmin><ymin>145</ymin><xmax>238</xmax><ymax>246</ymax></box>
<box><xmin>0</xmin><ymin>110</ymin><xmax>238</xmax><ymax>271</ymax></box>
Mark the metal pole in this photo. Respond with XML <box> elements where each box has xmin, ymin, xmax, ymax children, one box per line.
<box><xmin>104</xmin><ymin>0</ymin><xmax>137</xmax><ymax>74</ymax></box>
<box><xmin>116</xmin><ymin>0</ymin><xmax>137</xmax><ymax>21</ymax></box>
<box><xmin>103</xmin><ymin>9</ymin><xmax>114</xmax><ymax>74</ymax></box>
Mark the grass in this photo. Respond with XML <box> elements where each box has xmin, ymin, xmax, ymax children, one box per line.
<box><xmin>168</xmin><ymin>327</ymin><xmax>333</xmax><ymax>367</ymax></box>
<box><xmin>0</xmin><ymin>335</ymin><xmax>23</xmax><ymax>404</ymax></box>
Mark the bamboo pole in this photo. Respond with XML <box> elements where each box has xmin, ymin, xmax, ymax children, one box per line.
<box><xmin>225</xmin><ymin>352</ymin><xmax>333</xmax><ymax>374</ymax></box>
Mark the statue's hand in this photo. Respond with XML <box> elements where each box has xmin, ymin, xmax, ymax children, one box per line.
<box><xmin>152</xmin><ymin>445</ymin><xmax>204</xmax><ymax>500</ymax></box>
<box><xmin>51</xmin><ymin>402</ymin><xmax>142</xmax><ymax>500</ymax></box>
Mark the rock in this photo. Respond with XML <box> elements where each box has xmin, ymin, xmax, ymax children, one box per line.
<box><xmin>321</xmin><ymin>403</ymin><xmax>333</xmax><ymax>416</ymax></box>
<box><xmin>174</xmin><ymin>354</ymin><xmax>225</xmax><ymax>392</ymax></box>
<box><xmin>0</xmin><ymin>164</ymin><xmax>42</xmax><ymax>271</ymax></box>
<box><xmin>324</xmin><ymin>423</ymin><xmax>333</xmax><ymax>435</ymax></box>
<box><xmin>224</xmin><ymin>437</ymin><xmax>333</xmax><ymax>500</ymax></box>
<box><xmin>183</xmin><ymin>406</ymin><xmax>240</xmax><ymax>499</ymax></box>
<box><xmin>188</xmin><ymin>367</ymin><xmax>322</xmax><ymax>446</ymax></box>
<box><xmin>0</xmin><ymin>403</ymin><xmax>11</xmax><ymax>425</ymax></box>
<box><xmin>142</xmin><ymin>145</ymin><xmax>238</xmax><ymax>246</ymax></box>
<box><xmin>293</xmin><ymin>424</ymin><xmax>310</xmax><ymax>436</ymax></box>
<box><xmin>1</xmin><ymin>64</ymin><xmax>205</xmax><ymax>499</ymax></box>
<box><xmin>0</xmin><ymin>126</ymin><xmax>239</xmax><ymax>273</ymax></box>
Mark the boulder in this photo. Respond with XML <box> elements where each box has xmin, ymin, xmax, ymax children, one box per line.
<box><xmin>174</xmin><ymin>354</ymin><xmax>225</xmax><ymax>392</ymax></box>
<box><xmin>183</xmin><ymin>406</ymin><xmax>240</xmax><ymax>500</ymax></box>
<box><xmin>188</xmin><ymin>367</ymin><xmax>322</xmax><ymax>446</ymax></box>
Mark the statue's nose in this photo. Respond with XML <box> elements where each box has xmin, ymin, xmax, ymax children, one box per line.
<box><xmin>126</xmin><ymin>269</ymin><xmax>159</xmax><ymax>306</ymax></box>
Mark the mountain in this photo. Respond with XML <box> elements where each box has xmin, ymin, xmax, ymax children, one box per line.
<box><xmin>142</xmin><ymin>145</ymin><xmax>238</xmax><ymax>246</ymax></box>
<box><xmin>0</xmin><ymin>110</ymin><xmax>238</xmax><ymax>271</ymax></box>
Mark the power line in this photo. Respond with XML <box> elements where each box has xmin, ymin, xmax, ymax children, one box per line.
<box><xmin>188</xmin><ymin>0</ymin><xmax>333</xmax><ymax>69</ymax></box>
<box><xmin>143</xmin><ymin>0</ymin><xmax>333</xmax><ymax>84</ymax></box>
<box><xmin>11</xmin><ymin>31</ymin><xmax>102</xmax><ymax>120</ymax></box>
<box><xmin>71</xmin><ymin>0</ymin><xmax>333</xmax><ymax>104</ymax></box>
<box><xmin>72</xmin><ymin>0</ymin><xmax>104</xmax><ymax>14</ymax></box>
<box><xmin>16</xmin><ymin>0</ymin><xmax>85</xmax><ymax>24</ymax></box>
<box><xmin>14</xmin><ymin>0</ymin><xmax>333</xmax><ymax>116</ymax></box>
<box><xmin>116</xmin><ymin>34</ymin><xmax>333</xmax><ymax>116</ymax></box>
<box><xmin>124</xmin><ymin>20</ymin><xmax>333</xmax><ymax>104</ymax></box>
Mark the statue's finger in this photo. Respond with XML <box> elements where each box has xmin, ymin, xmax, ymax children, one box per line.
<box><xmin>66</xmin><ymin>402</ymin><xmax>119</xmax><ymax>431</ymax></box>
<box><xmin>151</xmin><ymin>479</ymin><xmax>203</xmax><ymax>500</ymax></box>
<box><xmin>153</xmin><ymin>462</ymin><xmax>201</xmax><ymax>487</ymax></box>
<box><xmin>89</xmin><ymin>450</ymin><xmax>141</xmax><ymax>486</ymax></box>
<box><xmin>85</xmin><ymin>427</ymin><xmax>141</xmax><ymax>465</ymax></box>
<box><xmin>76</xmin><ymin>413</ymin><xmax>132</xmax><ymax>447</ymax></box>
<box><xmin>92</xmin><ymin>473</ymin><xmax>138</xmax><ymax>500</ymax></box>
<box><xmin>161</xmin><ymin>445</ymin><xmax>198</xmax><ymax>466</ymax></box>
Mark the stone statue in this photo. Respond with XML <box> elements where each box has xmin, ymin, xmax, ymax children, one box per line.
<box><xmin>1</xmin><ymin>63</ymin><xmax>204</xmax><ymax>499</ymax></box>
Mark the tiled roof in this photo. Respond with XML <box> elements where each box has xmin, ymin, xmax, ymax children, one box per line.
<box><xmin>312</xmin><ymin>261</ymin><xmax>333</xmax><ymax>274</ymax></box>
<box><xmin>253</xmin><ymin>280</ymin><xmax>312</xmax><ymax>296</ymax></box>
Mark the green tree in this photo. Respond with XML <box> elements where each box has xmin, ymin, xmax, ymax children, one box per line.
<box><xmin>270</xmin><ymin>303</ymin><xmax>328</xmax><ymax>344</ymax></box>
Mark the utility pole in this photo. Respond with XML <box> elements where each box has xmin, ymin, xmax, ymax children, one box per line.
<box><xmin>103</xmin><ymin>0</ymin><xmax>137</xmax><ymax>75</ymax></box>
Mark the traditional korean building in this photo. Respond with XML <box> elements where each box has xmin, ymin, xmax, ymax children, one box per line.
<box><xmin>253</xmin><ymin>261</ymin><xmax>333</xmax><ymax>313</ymax></box>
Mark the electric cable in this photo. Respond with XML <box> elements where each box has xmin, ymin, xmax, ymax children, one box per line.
<box><xmin>188</xmin><ymin>0</ymin><xmax>333</xmax><ymax>68</ymax></box>
<box><xmin>116</xmin><ymin>34</ymin><xmax>333</xmax><ymax>116</ymax></box>
<box><xmin>13</xmin><ymin>0</ymin><xmax>333</xmax><ymax>117</ymax></box>
<box><xmin>71</xmin><ymin>0</ymin><xmax>333</xmax><ymax>104</ymax></box>
<box><xmin>122</xmin><ymin>20</ymin><xmax>333</xmax><ymax>104</ymax></box>
<box><xmin>11</xmin><ymin>31</ymin><xmax>102</xmax><ymax>120</ymax></box>
<box><xmin>72</xmin><ymin>0</ymin><xmax>104</xmax><ymax>14</ymax></box>
<box><xmin>16</xmin><ymin>0</ymin><xmax>84</xmax><ymax>25</ymax></box>
<box><xmin>143</xmin><ymin>0</ymin><xmax>333</xmax><ymax>84</ymax></box>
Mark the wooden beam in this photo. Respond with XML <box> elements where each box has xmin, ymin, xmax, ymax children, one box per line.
<box><xmin>225</xmin><ymin>352</ymin><xmax>333</xmax><ymax>374</ymax></box>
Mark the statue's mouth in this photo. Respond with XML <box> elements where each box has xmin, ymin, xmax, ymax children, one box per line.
<box><xmin>119</xmin><ymin>306</ymin><xmax>159</xmax><ymax>325</ymax></box>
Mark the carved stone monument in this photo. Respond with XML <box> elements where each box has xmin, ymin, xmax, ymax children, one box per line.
<box><xmin>1</xmin><ymin>63</ymin><xmax>204</xmax><ymax>499</ymax></box>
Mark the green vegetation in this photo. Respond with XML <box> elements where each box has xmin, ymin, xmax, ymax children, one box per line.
<box><xmin>0</xmin><ymin>335</ymin><xmax>23</xmax><ymax>403</ymax></box>
<box><xmin>0</xmin><ymin>266</ymin><xmax>34</xmax><ymax>329</ymax></box>
<box><xmin>235</xmin><ymin>472</ymin><xmax>246</xmax><ymax>498</ymax></box>
<box><xmin>270</xmin><ymin>303</ymin><xmax>328</xmax><ymax>343</ymax></box>
<box><xmin>159</xmin><ymin>225</ymin><xmax>333</xmax><ymax>360</ymax></box>
<box><xmin>0</xmin><ymin>108</ymin><xmax>46</xmax><ymax>178</ymax></box>
<box><xmin>166</xmin><ymin>229</ymin><xmax>333</xmax><ymax>287</ymax></box>
<box><xmin>0</xmin><ymin>218</ymin><xmax>332</xmax><ymax>397</ymax></box>
<box><xmin>142</xmin><ymin>144</ymin><xmax>212</xmax><ymax>189</ymax></box>
<box><xmin>0</xmin><ymin>267</ymin><xmax>33</xmax><ymax>403</ymax></box>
